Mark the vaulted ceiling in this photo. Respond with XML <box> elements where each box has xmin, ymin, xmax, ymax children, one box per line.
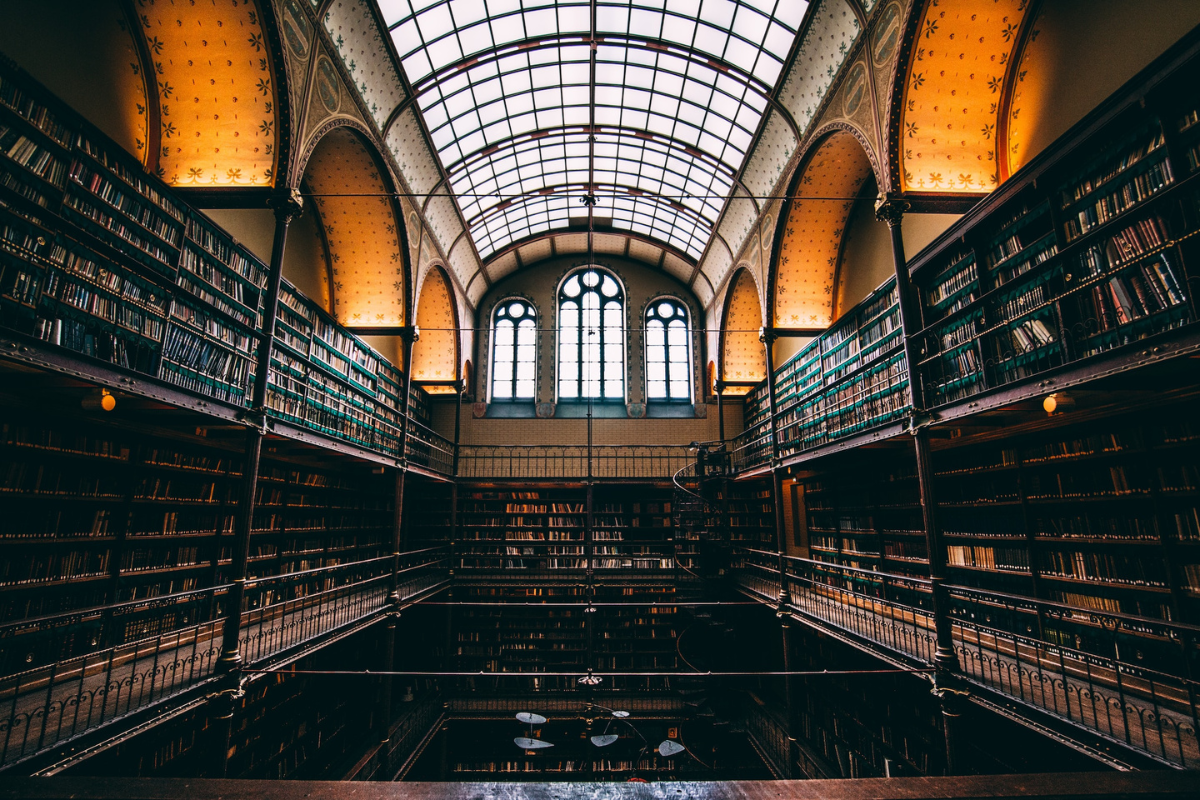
<box><xmin>382</xmin><ymin>0</ymin><xmax>810</xmax><ymax>265</ymax></box>
<box><xmin>136</xmin><ymin>0</ymin><xmax>279</xmax><ymax>186</ymax></box>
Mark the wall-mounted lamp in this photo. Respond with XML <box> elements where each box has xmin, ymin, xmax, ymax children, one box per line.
<box><xmin>82</xmin><ymin>388</ymin><xmax>116</xmax><ymax>412</ymax></box>
<box><xmin>1043</xmin><ymin>392</ymin><xmax>1075</xmax><ymax>415</ymax></box>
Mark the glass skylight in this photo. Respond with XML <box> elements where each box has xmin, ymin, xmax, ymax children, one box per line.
<box><xmin>381</xmin><ymin>0</ymin><xmax>808</xmax><ymax>261</ymax></box>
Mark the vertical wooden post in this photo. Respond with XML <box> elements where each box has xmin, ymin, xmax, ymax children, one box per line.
<box><xmin>213</xmin><ymin>189</ymin><xmax>302</xmax><ymax>776</ymax></box>
<box><xmin>780</xmin><ymin>615</ymin><xmax>799</xmax><ymax>778</ymax></box>
<box><xmin>716</xmin><ymin>380</ymin><xmax>725</xmax><ymax>442</ymax></box>
<box><xmin>875</xmin><ymin>194</ymin><xmax>964</xmax><ymax>775</ymax></box>
<box><xmin>760</xmin><ymin>329</ymin><xmax>789</xmax><ymax>605</ymax></box>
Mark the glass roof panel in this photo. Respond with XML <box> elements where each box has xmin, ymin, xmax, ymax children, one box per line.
<box><xmin>383</xmin><ymin>0</ymin><xmax>808</xmax><ymax>261</ymax></box>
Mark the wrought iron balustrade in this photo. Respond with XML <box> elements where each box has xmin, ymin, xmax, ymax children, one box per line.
<box><xmin>455</xmin><ymin>444</ymin><xmax>693</xmax><ymax>479</ymax></box>
<box><xmin>0</xmin><ymin>547</ymin><xmax>450</xmax><ymax>769</ymax></box>
<box><xmin>731</xmin><ymin>547</ymin><xmax>1200</xmax><ymax>767</ymax></box>
<box><xmin>404</xmin><ymin>418</ymin><xmax>454</xmax><ymax>475</ymax></box>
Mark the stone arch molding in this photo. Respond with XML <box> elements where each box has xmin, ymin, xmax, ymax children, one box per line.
<box><xmin>769</xmin><ymin>127</ymin><xmax>878</xmax><ymax>330</ymax></box>
<box><xmin>299</xmin><ymin>122</ymin><xmax>408</xmax><ymax>326</ymax></box>
<box><xmin>720</xmin><ymin>268</ymin><xmax>767</xmax><ymax>392</ymax></box>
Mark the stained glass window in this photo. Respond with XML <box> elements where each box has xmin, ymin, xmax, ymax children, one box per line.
<box><xmin>645</xmin><ymin>298</ymin><xmax>692</xmax><ymax>401</ymax></box>
<box><xmin>491</xmin><ymin>298</ymin><xmax>538</xmax><ymax>400</ymax></box>
<box><xmin>558</xmin><ymin>267</ymin><xmax>625</xmax><ymax>400</ymax></box>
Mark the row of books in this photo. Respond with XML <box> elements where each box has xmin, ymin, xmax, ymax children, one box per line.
<box><xmin>1</xmin><ymin>127</ymin><xmax>66</xmax><ymax>187</ymax></box>
<box><xmin>1041</xmin><ymin>550</ymin><xmax>1168</xmax><ymax>586</ymax></box>
<box><xmin>0</xmin><ymin>71</ymin><xmax>440</xmax><ymax>463</ymax></box>
<box><xmin>1062</xmin><ymin>148</ymin><xmax>1174</xmax><ymax>240</ymax></box>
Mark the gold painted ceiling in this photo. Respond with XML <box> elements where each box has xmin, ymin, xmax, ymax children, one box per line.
<box><xmin>412</xmin><ymin>268</ymin><xmax>458</xmax><ymax>387</ymax></box>
<box><xmin>721</xmin><ymin>269</ymin><xmax>767</xmax><ymax>393</ymax></box>
<box><xmin>303</xmin><ymin>127</ymin><xmax>406</xmax><ymax>327</ymax></box>
<box><xmin>899</xmin><ymin>0</ymin><xmax>1032</xmax><ymax>193</ymax></box>
<box><xmin>136</xmin><ymin>0</ymin><xmax>277</xmax><ymax>186</ymax></box>
<box><xmin>774</xmin><ymin>131</ymin><xmax>874</xmax><ymax>329</ymax></box>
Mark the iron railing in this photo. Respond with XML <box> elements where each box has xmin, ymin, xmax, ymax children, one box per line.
<box><xmin>0</xmin><ymin>548</ymin><xmax>450</xmax><ymax>768</ymax></box>
<box><xmin>455</xmin><ymin>542</ymin><xmax>676</xmax><ymax>574</ymax></box>
<box><xmin>731</xmin><ymin>547</ymin><xmax>1200</xmax><ymax>767</ymax></box>
<box><xmin>405</xmin><ymin>418</ymin><xmax>454</xmax><ymax>475</ymax></box>
<box><xmin>456</xmin><ymin>444</ymin><xmax>693</xmax><ymax>478</ymax></box>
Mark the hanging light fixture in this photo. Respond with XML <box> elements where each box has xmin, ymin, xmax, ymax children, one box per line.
<box><xmin>657</xmin><ymin>740</ymin><xmax>686</xmax><ymax>757</ymax></box>
<box><xmin>577</xmin><ymin>669</ymin><xmax>602</xmax><ymax>686</ymax></box>
<box><xmin>514</xmin><ymin>711</ymin><xmax>553</xmax><ymax>749</ymax></box>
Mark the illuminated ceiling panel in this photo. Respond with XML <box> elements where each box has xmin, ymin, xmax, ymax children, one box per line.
<box><xmin>136</xmin><ymin>0</ymin><xmax>277</xmax><ymax>186</ymax></box>
<box><xmin>899</xmin><ymin>0</ymin><xmax>1033</xmax><ymax>193</ymax></box>
<box><xmin>382</xmin><ymin>0</ymin><xmax>809</xmax><ymax>262</ymax></box>
<box><xmin>721</xmin><ymin>267</ymin><xmax>765</xmax><ymax>391</ymax></box>
<box><xmin>774</xmin><ymin>131</ymin><xmax>873</xmax><ymax>328</ymax></box>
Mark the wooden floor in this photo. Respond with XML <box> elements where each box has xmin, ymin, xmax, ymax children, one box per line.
<box><xmin>1</xmin><ymin>773</ymin><xmax>1197</xmax><ymax>800</ymax></box>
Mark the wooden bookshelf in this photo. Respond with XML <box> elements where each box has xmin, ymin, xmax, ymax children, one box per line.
<box><xmin>0</xmin><ymin>58</ymin><xmax>434</xmax><ymax>465</ymax></box>
<box><xmin>909</xmin><ymin>61</ymin><xmax>1200</xmax><ymax>413</ymax></box>
<box><xmin>740</xmin><ymin>279</ymin><xmax>910</xmax><ymax>466</ymax></box>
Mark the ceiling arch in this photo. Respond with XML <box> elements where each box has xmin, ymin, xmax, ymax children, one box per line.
<box><xmin>381</xmin><ymin>0</ymin><xmax>812</xmax><ymax>261</ymax></box>
<box><xmin>134</xmin><ymin>0</ymin><xmax>281</xmax><ymax>187</ymax></box>
<box><xmin>896</xmin><ymin>0</ymin><xmax>1038</xmax><ymax>193</ymax></box>
<box><xmin>301</xmin><ymin>125</ymin><xmax>407</xmax><ymax>327</ymax></box>
<box><xmin>721</xmin><ymin>267</ymin><xmax>767</xmax><ymax>393</ymax></box>
<box><xmin>412</xmin><ymin>266</ymin><xmax>460</xmax><ymax>389</ymax></box>
<box><xmin>771</xmin><ymin>128</ymin><xmax>875</xmax><ymax>329</ymax></box>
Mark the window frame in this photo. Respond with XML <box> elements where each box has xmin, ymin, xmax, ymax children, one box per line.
<box><xmin>489</xmin><ymin>297</ymin><xmax>539</xmax><ymax>403</ymax></box>
<box><xmin>644</xmin><ymin>296</ymin><xmax>694</xmax><ymax>403</ymax></box>
<box><xmin>556</xmin><ymin>266</ymin><xmax>627</xmax><ymax>403</ymax></box>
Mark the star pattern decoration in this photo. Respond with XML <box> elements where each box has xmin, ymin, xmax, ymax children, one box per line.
<box><xmin>774</xmin><ymin>131</ymin><xmax>873</xmax><ymax>329</ymax></box>
<box><xmin>136</xmin><ymin>0</ymin><xmax>277</xmax><ymax>186</ymax></box>
<box><xmin>722</xmin><ymin>269</ymin><xmax>766</xmax><ymax>388</ymax></box>
<box><xmin>412</xmin><ymin>269</ymin><xmax>457</xmax><ymax>384</ymax></box>
<box><xmin>900</xmin><ymin>0</ymin><xmax>1034</xmax><ymax>193</ymax></box>
<box><xmin>303</xmin><ymin>128</ymin><xmax>405</xmax><ymax>326</ymax></box>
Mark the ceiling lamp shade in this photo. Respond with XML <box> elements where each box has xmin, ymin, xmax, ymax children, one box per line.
<box><xmin>658</xmin><ymin>740</ymin><xmax>686</xmax><ymax>757</ymax></box>
<box><xmin>515</xmin><ymin>712</ymin><xmax>548</xmax><ymax>724</ymax></box>
<box><xmin>514</xmin><ymin>737</ymin><xmax>555</xmax><ymax>749</ymax></box>
<box><xmin>590</xmin><ymin>734</ymin><xmax>620</xmax><ymax>747</ymax></box>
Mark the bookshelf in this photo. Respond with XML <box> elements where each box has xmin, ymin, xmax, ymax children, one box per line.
<box><xmin>788</xmin><ymin>400</ymin><xmax>1200</xmax><ymax>627</ymax></box>
<box><xmin>909</xmin><ymin>73</ymin><xmax>1200</xmax><ymax>412</ymax></box>
<box><xmin>456</xmin><ymin>485</ymin><xmax>676</xmax><ymax>574</ymax></box>
<box><xmin>740</xmin><ymin>279</ymin><xmax>909</xmax><ymax>467</ymax></box>
<box><xmin>721</xmin><ymin>480</ymin><xmax>775</xmax><ymax>548</ymax></box>
<box><xmin>0</xmin><ymin>60</ymin><xmax>435</xmax><ymax>464</ymax></box>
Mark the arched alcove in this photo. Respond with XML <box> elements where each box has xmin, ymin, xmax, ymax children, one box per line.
<box><xmin>300</xmin><ymin>125</ymin><xmax>408</xmax><ymax>327</ymax></box>
<box><xmin>771</xmin><ymin>130</ymin><xmax>876</xmax><ymax>333</ymax></box>
<box><xmin>134</xmin><ymin>0</ymin><xmax>280</xmax><ymax>186</ymax></box>
<box><xmin>412</xmin><ymin>266</ymin><xmax>459</xmax><ymax>391</ymax></box>
<box><xmin>721</xmin><ymin>268</ymin><xmax>767</xmax><ymax>394</ymax></box>
<box><xmin>895</xmin><ymin>0</ymin><xmax>1037</xmax><ymax>193</ymax></box>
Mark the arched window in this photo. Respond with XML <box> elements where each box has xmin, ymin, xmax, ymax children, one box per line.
<box><xmin>558</xmin><ymin>267</ymin><xmax>625</xmax><ymax>400</ymax></box>
<box><xmin>645</xmin><ymin>298</ymin><xmax>692</xmax><ymax>401</ymax></box>
<box><xmin>490</xmin><ymin>298</ymin><xmax>537</xmax><ymax>400</ymax></box>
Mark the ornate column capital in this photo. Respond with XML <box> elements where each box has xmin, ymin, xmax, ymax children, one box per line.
<box><xmin>398</xmin><ymin>325</ymin><xmax>421</xmax><ymax>345</ymax></box>
<box><xmin>874</xmin><ymin>193</ymin><xmax>910</xmax><ymax>228</ymax></box>
<box><xmin>269</xmin><ymin>187</ymin><xmax>305</xmax><ymax>223</ymax></box>
<box><xmin>758</xmin><ymin>327</ymin><xmax>778</xmax><ymax>347</ymax></box>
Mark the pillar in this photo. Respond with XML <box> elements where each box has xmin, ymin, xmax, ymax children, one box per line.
<box><xmin>875</xmin><ymin>194</ymin><xmax>964</xmax><ymax>775</ymax></box>
<box><xmin>213</xmin><ymin>189</ymin><xmax>303</xmax><ymax>776</ymax></box>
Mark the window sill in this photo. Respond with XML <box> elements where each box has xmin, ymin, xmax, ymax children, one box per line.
<box><xmin>485</xmin><ymin>402</ymin><xmax>536</xmax><ymax>418</ymax></box>
<box><xmin>646</xmin><ymin>403</ymin><xmax>695</xmax><ymax>418</ymax></box>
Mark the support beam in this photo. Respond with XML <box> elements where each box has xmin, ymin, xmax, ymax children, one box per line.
<box><xmin>760</xmin><ymin>329</ymin><xmax>789</xmax><ymax>606</ymax></box>
<box><xmin>876</xmin><ymin>194</ymin><xmax>964</xmax><ymax>775</ymax></box>
<box><xmin>214</xmin><ymin>189</ymin><xmax>304</xmax><ymax>776</ymax></box>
